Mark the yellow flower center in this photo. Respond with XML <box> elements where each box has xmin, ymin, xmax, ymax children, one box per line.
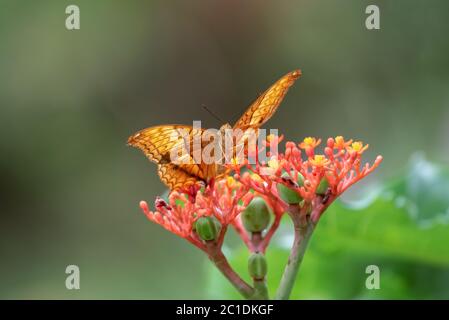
<box><xmin>231</xmin><ymin>157</ymin><xmax>240</xmax><ymax>165</ymax></box>
<box><xmin>267</xmin><ymin>157</ymin><xmax>279</xmax><ymax>170</ymax></box>
<box><xmin>310</xmin><ymin>155</ymin><xmax>328</xmax><ymax>167</ymax></box>
<box><xmin>226</xmin><ymin>176</ymin><xmax>238</xmax><ymax>187</ymax></box>
<box><xmin>266</xmin><ymin>134</ymin><xmax>276</xmax><ymax>143</ymax></box>
<box><xmin>335</xmin><ymin>136</ymin><xmax>345</xmax><ymax>148</ymax></box>
<box><xmin>303</xmin><ymin>137</ymin><xmax>315</xmax><ymax>147</ymax></box>
<box><xmin>351</xmin><ymin>141</ymin><xmax>363</xmax><ymax>152</ymax></box>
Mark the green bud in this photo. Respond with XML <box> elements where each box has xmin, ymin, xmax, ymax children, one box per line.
<box><xmin>277</xmin><ymin>172</ymin><xmax>304</xmax><ymax>204</ymax></box>
<box><xmin>296</xmin><ymin>172</ymin><xmax>305</xmax><ymax>187</ymax></box>
<box><xmin>316</xmin><ymin>177</ymin><xmax>329</xmax><ymax>195</ymax></box>
<box><xmin>242</xmin><ymin>197</ymin><xmax>271</xmax><ymax>232</ymax></box>
<box><xmin>195</xmin><ymin>216</ymin><xmax>220</xmax><ymax>241</ymax></box>
<box><xmin>248</xmin><ymin>253</ymin><xmax>268</xmax><ymax>280</ymax></box>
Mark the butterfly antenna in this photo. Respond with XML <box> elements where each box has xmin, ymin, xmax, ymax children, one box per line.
<box><xmin>202</xmin><ymin>104</ymin><xmax>224</xmax><ymax>123</ymax></box>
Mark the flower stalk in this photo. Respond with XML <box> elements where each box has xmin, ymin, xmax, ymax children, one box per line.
<box><xmin>205</xmin><ymin>241</ymin><xmax>254</xmax><ymax>299</ymax></box>
<box><xmin>275</xmin><ymin>205</ymin><xmax>316</xmax><ymax>300</ymax></box>
<box><xmin>252</xmin><ymin>279</ymin><xmax>269</xmax><ymax>300</ymax></box>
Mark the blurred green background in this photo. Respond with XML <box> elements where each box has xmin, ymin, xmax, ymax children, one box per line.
<box><xmin>1</xmin><ymin>0</ymin><xmax>448</xmax><ymax>299</ymax></box>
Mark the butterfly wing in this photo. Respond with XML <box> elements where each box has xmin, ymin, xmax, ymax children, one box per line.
<box><xmin>233</xmin><ymin>69</ymin><xmax>301</xmax><ymax>131</ymax></box>
<box><xmin>157</xmin><ymin>163</ymin><xmax>202</xmax><ymax>190</ymax></box>
<box><xmin>127</xmin><ymin>125</ymin><xmax>197</xmax><ymax>164</ymax></box>
<box><xmin>128</xmin><ymin>125</ymin><xmax>211</xmax><ymax>189</ymax></box>
<box><xmin>158</xmin><ymin>162</ymin><xmax>228</xmax><ymax>190</ymax></box>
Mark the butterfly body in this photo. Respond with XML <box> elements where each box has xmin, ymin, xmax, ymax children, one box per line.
<box><xmin>128</xmin><ymin>70</ymin><xmax>301</xmax><ymax>191</ymax></box>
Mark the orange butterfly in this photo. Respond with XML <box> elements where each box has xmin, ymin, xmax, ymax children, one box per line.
<box><xmin>127</xmin><ymin>70</ymin><xmax>301</xmax><ymax>190</ymax></box>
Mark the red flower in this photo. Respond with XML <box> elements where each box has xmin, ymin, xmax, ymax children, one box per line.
<box><xmin>299</xmin><ymin>137</ymin><xmax>321</xmax><ymax>157</ymax></box>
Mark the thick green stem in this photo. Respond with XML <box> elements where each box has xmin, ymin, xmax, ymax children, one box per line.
<box><xmin>275</xmin><ymin>215</ymin><xmax>315</xmax><ymax>300</ymax></box>
<box><xmin>251</xmin><ymin>279</ymin><xmax>269</xmax><ymax>300</ymax></box>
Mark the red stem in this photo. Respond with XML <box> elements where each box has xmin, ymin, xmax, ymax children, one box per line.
<box><xmin>205</xmin><ymin>242</ymin><xmax>254</xmax><ymax>299</ymax></box>
<box><xmin>259</xmin><ymin>214</ymin><xmax>282</xmax><ymax>253</ymax></box>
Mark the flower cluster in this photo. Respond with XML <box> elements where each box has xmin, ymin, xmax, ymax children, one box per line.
<box><xmin>140</xmin><ymin>134</ymin><xmax>382</xmax><ymax>247</ymax></box>
<box><xmin>139</xmin><ymin>177</ymin><xmax>254</xmax><ymax>249</ymax></box>
<box><xmin>234</xmin><ymin>135</ymin><xmax>383</xmax><ymax>223</ymax></box>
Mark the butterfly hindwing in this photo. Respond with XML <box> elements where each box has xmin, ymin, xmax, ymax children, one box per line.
<box><xmin>157</xmin><ymin>163</ymin><xmax>203</xmax><ymax>190</ymax></box>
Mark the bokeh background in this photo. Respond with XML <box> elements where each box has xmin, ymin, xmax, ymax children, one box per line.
<box><xmin>1</xmin><ymin>0</ymin><xmax>448</xmax><ymax>299</ymax></box>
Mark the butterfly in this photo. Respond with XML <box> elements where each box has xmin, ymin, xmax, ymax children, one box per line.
<box><xmin>127</xmin><ymin>69</ymin><xmax>301</xmax><ymax>191</ymax></box>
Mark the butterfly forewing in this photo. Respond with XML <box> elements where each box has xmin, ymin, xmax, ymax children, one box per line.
<box><xmin>233</xmin><ymin>69</ymin><xmax>301</xmax><ymax>131</ymax></box>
